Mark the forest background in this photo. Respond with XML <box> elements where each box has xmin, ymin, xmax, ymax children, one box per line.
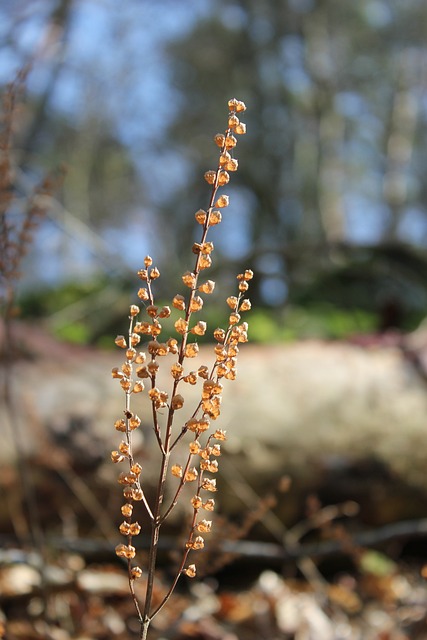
<box><xmin>3</xmin><ymin>0</ymin><xmax>427</xmax><ymax>342</ymax></box>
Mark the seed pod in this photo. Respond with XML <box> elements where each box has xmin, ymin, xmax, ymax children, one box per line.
<box><xmin>203</xmin><ymin>499</ymin><xmax>215</xmax><ymax>511</ymax></box>
<box><xmin>191</xmin><ymin>321</ymin><xmax>207</xmax><ymax>336</ymax></box>
<box><xmin>171</xmin><ymin>394</ymin><xmax>184</xmax><ymax>410</ymax></box>
<box><xmin>195</xmin><ymin>209</ymin><xmax>207</xmax><ymax>224</ymax></box>
<box><xmin>225</xmin><ymin>134</ymin><xmax>237</xmax><ymax>149</ymax></box>
<box><xmin>226</xmin><ymin>296</ymin><xmax>238</xmax><ymax>310</ymax></box>
<box><xmin>130</xmin><ymin>522</ymin><xmax>141</xmax><ymax>536</ymax></box>
<box><xmin>226</xmin><ymin>158</ymin><xmax>239</xmax><ymax>172</ymax></box>
<box><xmin>214</xmin><ymin>328</ymin><xmax>226</xmax><ymax>342</ymax></box>
<box><xmin>173</xmin><ymin>294</ymin><xmax>186</xmax><ymax>310</ymax></box>
<box><xmin>137</xmin><ymin>287</ymin><xmax>149</xmax><ymax>300</ymax></box>
<box><xmin>202</xmin><ymin>478</ymin><xmax>217</xmax><ymax>492</ymax></box>
<box><xmin>209</xmin><ymin>210</ymin><xmax>222</xmax><ymax>225</ymax></box>
<box><xmin>115</xmin><ymin>419</ymin><xmax>127</xmax><ymax>432</ymax></box>
<box><xmin>215</xmin><ymin>195</ymin><xmax>229</xmax><ymax>208</ymax></box>
<box><xmin>150</xmin><ymin>267</ymin><xmax>160</xmax><ymax>279</ymax></box>
<box><xmin>175</xmin><ymin>318</ymin><xmax>188</xmax><ymax>334</ymax></box>
<box><xmin>171</xmin><ymin>362</ymin><xmax>184</xmax><ymax>379</ymax></box>
<box><xmin>199</xmin><ymin>254</ymin><xmax>212</xmax><ymax>270</ymax></box>
<box><xmin>214</xmin><ymin>133</ymin><xmax>225</xmax><ymax>147</ymax></box>
<box><xmin>171</xmin><ymin>465</ymin><xmax>183</xmax><ymax>478</ymax></box>
<box><xmin>235</xmin><ymin>122</ymin><xmax>246</xmax><ymax>135</ymax></box>
<box><xmin>111</xmin><ymin>451</ymin><xmax>124</xmax><ymax>463</ymax></box>
<box><xmin>190</xmin><ymin>295</ymin><xmax>203</xmax><ymax>312</ymax></box>
<box><xmin>204</xmin><ymin>170</ymin><xmax>217</xmax><ymax>185</ymax></box>
<box><xmin>121</xmin><ymin>503</ymin><xmax>133</xmax><ymax>517</ymax></box>
<box><xmin>197</xmin><ymin>519</ymin><xmax>212</xmax><ymax>533</ymax></box>
<box><xmin>191</xmin><ymin>495</ymin><xmax>203</xmax><ymax>509</ymax></box>
<box><xmin>217</xmin><ymin>170</ymin><xmax>230</xmax><ymax>186</ymax></box>
<box><xmin>199</xmin><ymin>280</ymin><xmax>215</xmax><ymax>294</ymax></box>
<box><xmin>115</xmin><ymin>336</ymin><xmax>127</xmax><ymax>348</ymax></box>
<box><xmin>131</xmin><ymin>566</ymin><xmax>143</xmax><ymax>579</ymax></box>
<box><xmin>182</xmin><ymin>271</ymin><xmax>197</xmax><ymax>288</ymax></box>
<box><xmin>213</xmin><ymin>429</ymin><xmax>227</xmax><ymax>441</ymax></box>
<box><xmin>119</xmin><ymin>441</ymin><xmax>130</xmax><ymax>455</ymax></box>
<box><xmin>189</xmin><ymin>441</ymin><xmax>201</xmax><ymax>454</ymax></box>
<box><xmin>184</xmin><ymin>467</ymin><xmax>198</xmax><ymax>482</ymax></box>
<box><xmin>144</xmin><ymin>256</ymin><xmax>153</xmax><ymax>267</ymax></box>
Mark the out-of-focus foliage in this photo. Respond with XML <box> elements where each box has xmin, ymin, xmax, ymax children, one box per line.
<box><xmin>2</xmin><ymin>0</ymin><xmax>427</xmax><ymax>335</ymax></box>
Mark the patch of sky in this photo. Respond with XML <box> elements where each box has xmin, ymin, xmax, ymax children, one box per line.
<box><xmin>363</xmin><ymin>0</ymin><xmax>393</xmax><ymax>28</ymax></box>
<box><xmin>397</xmin><ymin>207</ymin><xmax>427</xmax><ymax>246</ymax></box>
<box><xmin>210</xmin><ymin>186</ymin><xmax>254</xmax><ymax>261</ymax></box>
<box><xmin>344</xmin><ymin>194</ymin><xmax>390</xmax><ymax>244</ymax></box>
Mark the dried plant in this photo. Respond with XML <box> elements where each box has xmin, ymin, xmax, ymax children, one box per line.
<box><xmin>111</xmin><ymin>98</ymin><xmax>251</xmax><ymax>639</ymax></box>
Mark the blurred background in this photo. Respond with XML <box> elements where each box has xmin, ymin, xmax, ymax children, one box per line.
<box><xmin>3</xmin><ymin>0</ymin><xmax>427</xmax><ymax>341</ymax></box>
<box><xmin>3</xmin><ymin>1</ymin><xmax>427</xmax><ymax>639</ymax></box>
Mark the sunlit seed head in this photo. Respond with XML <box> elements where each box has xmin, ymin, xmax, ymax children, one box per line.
<box><xmin>131</xmin><ymin>566</ymin><xmax>143</xmax><ymax>580</ymax></box>
<box><xmin>144</xmin><ymin>255</ymin><xmax>153</xmax><ymax>267</ymax></box>
<box><xmin>217</xmin><ymin>170</ymin><xmax>230</xmax><ymax>186</ymax></box>
<box><xmin>137</xmin><ymin>269</ymin><xmax>148</xmax><ymax>281</ymax></box>
<box><xmin>129</xmin><ymin>304</ymin><xmax>140</xmax><ymax>317</ymax></box>
<box><xmin>191</xmin><ymin>495</ymin><xmax>203</xmax><ymax>509</ymax></box>
<box><xmin>114</xmin><ymin>418</ymin><xmax>126</xmax><ymax>433</ymax></box>
<box><xmin>184</xmin><ymin>467</ymin><xmax>198</xmax><ymax>482</ymax></box>
<box><xmin>228</xmin><ymin>114</ymin><xmax>239</xmax><ymax>128</ymax></box>
<box><xmin>191</xmin><ymin>321</ymin><xmax>207</xmax><ymax>336</ymax></box>
<box><xmin>171</xmin><ymin>362</ymin><xmax>184</xmax><ymax>379</ymax></box>
<box><xmin>199</xmin><ymin>254</ymin><xmax>212</xmax><ymax>270</ymax></box>
<box><xmin>203</xmin><ymin>499</ymin><xmax>215</xmax><ymax>511</ymax></box>
<box><xmin>215</xmin><ymin>195</ymin><xmax>229</xmax><ymax>208</ymax></box>
<box><xmin>111</xmin><ymin>451</ymin><xmax>125</xmax><ymax>463</ymax></box>
<box><xmin>172</xmin><ymin>294</ymin><xmax>186</xmax><ymax>310</ymax></box>
<box><xmin>131</xmin><ymin>463</ymin><xmax>142</xmax><ymax>476</ymax></box>
<box><xmin>146</xmin><ymin>305</ymin><xmax>158</xmax><ymax>318</ymax></box>
<box><xmin>132</xmin><ymin>488</ymin><xmax>144</xmax><ymax>501</ymax></box>
<box><xmin>238</xmin><ymin>281</ymin><xmax>249</xmax><ymax>292</ymax></box>
<box><xmin>229</xmin><ymin>312</ymin><xmax>241</xmax><ymax>324</ymax></box>
<box><xmin>168</xmin><ymin>337</ymin><xmax>179</xmax><ymax>353</ymax></box>
<box><xmin>212</xmin><ymin>444</ymin><xmax>221</xmax><ymax>457</ymax></box>
<box><xmin>121</xmin><ymin>503</ymin><xmax>133</xmax><ymax>517</ymax></box>
<box><xmin>150</xmin><ymin>267</ymin><xmax>160</xmax><ymax>279</ymax></box>
<box><xmin>123</xmin><ymin>487</ymin><xmax>133</xmax><ymax>499</ymax></box>
<box><xmin>120</xmin><ymin>378</ymin><xmax>132</xmax><ymax>392</ymax></box>
<box><xmin>219</xmin><ymin>151</ymin><xmax>231</xmax><ymax>165</ymax></box>
<box><xmin>214</xmin><ymin>133</ymin><xmax>226</xmax><ymax>147</ymax></box>
<box><xmin>213</xmin><ymin>328</ymin><xmax>226</xmax><ymax>342</ymax></box>
<box><xmin>136</xmin><ymin>365</ymin><xmax>149</xmax><ymax>379</ymax></box>
<box><xmin>192</xmin><ymin>242</ymin><xmax>202</xmax><ymax>254</ymax></box>
<box><xmin>235</xmin><ymin>122</ymin><xmax>247</xmax><ymax>135</ymax></box>
<box><xmin>204</xmin><ymin>170</ymin><xmax>217</xmax><ymax>185</ymax></box>
<box><xmin>183</xmin><ymin>371</ymin><xmax>198</xmax><ymax>385</ymax></box>
<box><xmin>182</xmin><ymin>271</ymin><xmax>197</xmax><ymax>288</ymax></box>
<box><xmin>130</xmin><ymin>333</ymin><xmax>141</xmax><ymax>346</ymax></box>
<box><xmin>175</xmin><ymin>318</ymin><xmax>189</xmax><ymax>335</ymax></box>
<box><xmin>158</xmin><ymin>306</ymin><xmax>171</xmax><ymax>319</ymax></box>
<box><xmin>119</xmin><ymin>521</ymin><xmax>131</xmax><ymax>535</ymax></box>
<box><xmin>195</xmin><ymin>209</ymin><xmax>208</xmax><ymax>224</ymax></box>
<box><xmin>197</xmin><ymin>519</ymin><xmax>212</xmax><ymax>533</ymax></box>
<box><xmin>226</xmin><ymin>158</ymin><xmax>239</xmax><ymax>172</ymax></box>
<box><xmin>171</xmin><ymin>394</ymin><xmax>185</xmax><ymax>410</ymax></box>
<box><xmin>171</xmin><ymin>464</ymin><xmax>183</xmax><ymax>478</ymax></box>
<box><xmin>185</xmin><ymin>342</ymin><xmax>200</xmax><ymax>357</ymax></box>
<box><xmin>189</xmin><ymin>441</ymin><xmax>201</xmax><ymax>454</ymax></box>
<box><xmin>201</xmin><ymin>478</ymin><xmax>217</xmax><ymax>492</ymax></box>
<box><xmin>199</xmin><ymin>280</ymin><xmax>215</xmax><ymax>294</ymax></box>
<box><xmin>111</xmin><ymin>367</ymin><xmax>124</xmax><ymax>379</ymax></box>
<box><xmin>119</xmin><ymin>441</ymin><xmax>130</xmax><ymax>455</ymax></box>
<box><xmin>190</xmin><ymin>295</ymin><xmax>204</xmax><ymax>312</ymax></box>
<box><xmin>130</xmin><ymin>522</ymin><xmax>141</xmax><ymax>536</ymax></box>
<box><xmin>225</xmin><ymin>134</ymin><xmax>237</xmax><ymax>149</ymax></box>
<box><xmin>137</xmin><ymin>287</ymin><xmax>149</xmax><ymax>301</ymax></box>
<box><xmin>115</xmin><ymin>335</ymin><xmax>127</xmax><ymax>348</ymax></box>
<box><xmin>209</xmin><ymin>210</ymin><xmax>222</xmax><ymax>225</ymax></box>
<box><xmin>216</xmin><ymin>363</ymin><xmax>227</xmax><ymax>377</ymax></box>
<box><xmin>126</xmin><ymin>347</ymin><xmax>136</xmax><ymax>360</ymax></box>
<box><xmin>198</xmin><ymin>365</ymin><xmax>209</xmax><ymax>379</ymax></box>
<box><xmin>226</xmin><ymin>296</ymin><xmax>238</xmax><ymax>310</ymax></box>
<box><xmin>121</xmin><ymin>362</ymin><xmax>132</xmax><ymax>376</ymax></box>
<box><xmin>213</xmin><ymin>429</ymin><xmax>227</xmax><ymax>441</ymax></box>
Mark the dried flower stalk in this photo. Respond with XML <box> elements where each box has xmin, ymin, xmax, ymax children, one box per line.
<box><xmin>111</xmin><ymin>98</ymin><xmax>251</xmax><ymax>640</ymax></box>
